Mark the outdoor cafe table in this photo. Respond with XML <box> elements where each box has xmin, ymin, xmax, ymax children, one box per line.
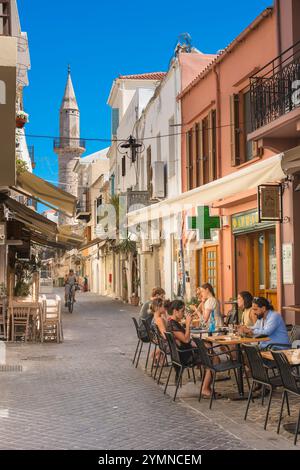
<box><xmin>204</xmin><ymin>335</ymin><xmax>269</xmax><ymax>399</ymax></box>
<box><xmin>261</xmin><ymin>348</ymin><xmax>300</xmax><ymax>366</ymax></box>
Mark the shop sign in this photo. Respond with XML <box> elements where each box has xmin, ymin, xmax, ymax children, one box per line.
<box><xmin>187</xmin><ymin>206</ymin><xmax>220</xmax><ymax>241</ymax></box>
<box><xmin>232</xmin><ymin>209</ymin><xmax>276</xmax><ymax>234</ymax></box>
<box><xmin>258</xmin><ymin>184</ymin><xmax>283</xmax><ymax>223</ymax></box>
<box><xmin>282</xmin><ymin>243</ymin><xmax>293</xmax><ymax>285</ymax></box>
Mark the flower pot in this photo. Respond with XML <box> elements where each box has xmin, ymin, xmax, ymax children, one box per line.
<box><xmin>16</xmin><ymin>118</ymin><xmax>26</xmax><ymax>129</ymax></box>
<box><xmin>130</xmin><ymin>295</ymin><xmax>140</xmax><ymax>306</ymax></box>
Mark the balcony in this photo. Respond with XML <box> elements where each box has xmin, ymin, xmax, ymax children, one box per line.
<box><xmin>53</xmin><ymin>138</ymin><xmax>86</xmax><ymax>150</ymax></box>
<box><xmin>124</xmin><ymin>189</ymin><xmax>152</xmax><ymax>212</ymax></box>
<box><xmin>76</xmin><ymin>198</ymin><xmax>91</xmax><ymax>222</ymax></box>
<box><xmin>249</xmin><ymin>41</ymin><xmax>300</xmax><ymax>152</ymax></box>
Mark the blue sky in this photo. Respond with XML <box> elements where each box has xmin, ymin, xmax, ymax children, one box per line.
<box><xmin>18</xmin><ymin>0</ymin><xmax>272</xmax><ymax>185</ymax></box>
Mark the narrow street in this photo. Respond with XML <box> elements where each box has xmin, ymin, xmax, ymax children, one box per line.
<box><xmin>0</xmin><ymin>291</ymin><xmax>254</xmax><ymax>451</ymax></box>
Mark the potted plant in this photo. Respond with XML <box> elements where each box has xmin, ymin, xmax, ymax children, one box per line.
<box><xmin>16</xmin><ymin>110</ymin><xmax>29</xmax><ymax>129</ymax></box>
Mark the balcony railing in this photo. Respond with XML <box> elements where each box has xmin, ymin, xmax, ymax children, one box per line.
<box><xmin>250</xmin><ymin>41</ymin><xmax>300</xmax><ymax>131</ymax></box>
<box><xmin>53</xmin><ymin>137</ymin><xmax>86</xmax><ymax>150</ymax></box>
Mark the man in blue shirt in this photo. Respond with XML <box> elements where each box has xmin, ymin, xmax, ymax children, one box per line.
<box><xmin>239</xmin><ymin>297</ymin><xmax>290</xmax><ymax>350</ymax></box>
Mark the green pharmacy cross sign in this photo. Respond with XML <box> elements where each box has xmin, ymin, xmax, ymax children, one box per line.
<box><xmin>188</xmin><ymin>206</ymin><xmax>220</xmax><ymax>240</ymax></box>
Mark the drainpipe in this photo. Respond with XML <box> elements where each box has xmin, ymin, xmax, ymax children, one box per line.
<box><xmin>214</xmin><ymin>64</ymin><xmax>224</xmax><ymax>303</ymax></box>
<box><xmin>275</xmin><ymin>0</ymin><xmax>282</xmax><ymax>59</ymax></box>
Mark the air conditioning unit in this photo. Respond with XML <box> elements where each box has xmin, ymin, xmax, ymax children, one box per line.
<box><xmin>151</xmin><ymin>161</ymin><xmax>165</xmax><ymax>199</ymax></box>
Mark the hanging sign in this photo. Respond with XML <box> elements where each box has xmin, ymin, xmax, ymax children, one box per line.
<box><xmin>258</xmin><ymin>184</ymin><xmax>283</xmax><ymax>223</ymax></box>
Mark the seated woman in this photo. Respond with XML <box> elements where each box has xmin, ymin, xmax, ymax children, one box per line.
<box><xmin>200</xmin><ymin>283</ymin><xmax>223</xmax><ymax>329</ymax></box>
<box><xmin>151</xmin><ymin>298</ymin><xmax>170</xmax><ymax>358</ymax></box>
<box><xmin>237</xmin><ymin>291</ymin><xmax>256</xmax><ymax>327</ymax></box>
<box><xmin>167</xmin><ymin>299</ymin><xmax>200</xmax><ymax>366</ymax></box>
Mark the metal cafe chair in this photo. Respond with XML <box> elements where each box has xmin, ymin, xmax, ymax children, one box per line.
<box><xmin>164</xmin><ymin>332</ymin><xmax>197</xmax><ymax>402</ymax></box>
<box><xmin>243</xmin><ymin>344</ymin><xmax>283</xmax><ymax>430</ymax></box>
<box><xmin>272</xmin><ymin>351</ymin><xmax>300</xmax><ymax>445</ymax></box>
<box><xmin>131</xmin><ymin>317</ymin><xmax>151</xmax><ymax>369</ymax></box>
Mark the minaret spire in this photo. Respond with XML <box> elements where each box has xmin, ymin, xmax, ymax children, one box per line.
<box><xmin>54</xmin><ymin>68</ymin><xmax>85</xmax><ymax>225</ymax></box>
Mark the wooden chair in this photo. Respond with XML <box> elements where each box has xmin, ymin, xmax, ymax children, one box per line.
<box><xmin>10</xmin><ymin>306</ymin><xmax>31</xmax><ymax>342</ymax></box>
<box><xmin>41</xmin><ymin>296</ymin><xmax>63</xmax><ymax>343</ymax></box>
<box><xmin>0</xmin><ymin>299</ymin><xmax>7</xmax><ymax>339</ymax></box>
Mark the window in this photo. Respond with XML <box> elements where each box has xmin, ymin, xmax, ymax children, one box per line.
<box><xmin>169</xmin><ymin>116</ymin><xmax>175</xmax><ymax>177</ymax></box>
<box><xmin>156</xmin><ymin>133</ymin><xmax>161</xmax><ymax>162</ymax></box>
<box><xmin>230</xmin><ymin>91</ymin><xmax>261</xmax><ymax>166</ymax></box>
<box><xmin>110</xmin><ymin>174</ymin><xmax>115</xmax><ymax>196</ymax></box>
<box><xmin>146</xmin><ymin>146</ymin><xmax>152</xmax><ymax>193</ymax></box>
<box><xmin>111</xmin><ymin>108</ymin><xmax>119</xmax><ymax>136</ymax></box>
<box><xmin>121</xmin><ymin>155</ymin><xmax>126</xmax><ymax>177</ymax></box>
<box><xmin>186</xmin><ymin>110</ymin><xmax>217</xmax><ymax>191</ymax></box>
<box><xmin>96</xmin><ymin>196</ymin><xmax>103</xmax><ymax>225</ymax></box>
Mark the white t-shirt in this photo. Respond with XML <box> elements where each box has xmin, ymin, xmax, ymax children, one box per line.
<box><xmin>203</xmin><ymin>297</ymin><xmax>223</xmax><ymax>327</ymax></box>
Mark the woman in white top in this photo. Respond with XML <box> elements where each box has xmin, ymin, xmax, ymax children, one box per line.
<box><xmin>200</xmin><ymin>283</ymin><xmax>223</xmax><ymax>328</ymax></box>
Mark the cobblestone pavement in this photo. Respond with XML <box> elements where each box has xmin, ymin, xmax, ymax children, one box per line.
<box><xmin>0</xmin><ymin>291</ymin><xmax>297</xmax><ymax>450</ymax></box>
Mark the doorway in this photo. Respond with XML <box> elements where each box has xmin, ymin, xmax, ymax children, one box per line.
<box><xmin>235</xmin><ymin>228</ymin><xmax>277</xmax><ymax>310</ymax></box>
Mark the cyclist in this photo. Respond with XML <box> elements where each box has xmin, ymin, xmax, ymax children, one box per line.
<box><xmin>64</xmin><ymin>269</ymin><xmax>78</xmax><ymax>307</ymax></box>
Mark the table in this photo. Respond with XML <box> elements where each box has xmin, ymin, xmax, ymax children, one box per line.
<box><xmin>261</xmin><ymin>349</ymin><xmax>300</xmax><ymax>365</ymax></box>
<box><xmin>205</xmin><ymin>334</ymin><xmax>269</xmax><ymax>399</ymax></box>
<box><xmin>282</xmin><ymin>305</ymin><xmax>300</xmax><ymax>313</ymax></box>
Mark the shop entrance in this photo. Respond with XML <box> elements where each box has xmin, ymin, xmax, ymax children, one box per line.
<box><xmin>235</xmin><ymin>228</ymin><xmax>277</xmax><ymax>310</ymax></box>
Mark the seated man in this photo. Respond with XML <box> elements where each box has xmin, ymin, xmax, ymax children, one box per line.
<box><xmin>238</xmin><ymin>296</ymin><xmax>290</xmax><ymax>350</ymax></box>
<box><xmin>64</xmin><ymin>269</ymin><xmax>78</xmax><ymax>307</ymax></box>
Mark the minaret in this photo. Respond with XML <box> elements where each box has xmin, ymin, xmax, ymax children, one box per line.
<box><xmin>54</xmin><ymin>66</ymin><xmax>85</xmax><ymax>225</ymax></box>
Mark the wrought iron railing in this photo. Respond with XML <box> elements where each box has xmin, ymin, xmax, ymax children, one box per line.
<box><xmin>250</xmin><ymin>40</ymin><xmax>300</xmax><ymax>131</ymax></box>
<box><xmin>53</xmin><ymin>138</ymin><xmax>86</xmax><ymax>149</ymax></box>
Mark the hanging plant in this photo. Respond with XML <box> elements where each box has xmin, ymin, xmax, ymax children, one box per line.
<box><xmin>16</xmin><ymin>158</ymin><xmax>29</xmax><ymax>175</ymax></box>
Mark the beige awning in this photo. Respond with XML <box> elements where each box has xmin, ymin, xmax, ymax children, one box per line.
<box><xmin>127</xmin><ymin>153</ymin><xmax>286</xmax><ymax>226</ymax></box>
<box><xmin>78</xmin><ymin>238</ymin><xmax>107</xmax><ymax>252</ymax></box>
<box><xmin>281</xmin><ymin>145</ymin><xmax>300</xmax><ymax>175</ymax></box>
<box><xmin>57</xmin><ymin>225</ymin><xmax>84</xmax><ymax>246</ymax></box>
<box><xmin>16</xmin><ymin>171</ymin><xmax>77</xmax><ymax>217</ymax></box>
<box><xmin>4</xmin><ymin>196</ymin><xmax>57</xmax><ymax>239</ymax></box>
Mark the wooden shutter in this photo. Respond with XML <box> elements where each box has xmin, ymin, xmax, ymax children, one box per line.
<box><xmin>208</xmin><ymin>110</ymin><xmax>217</xmax><ymax>181</ymax></box>
<box><xmin>197</xmin><ymin>121</ymin><xmax>204</xmax><ymax>186</ymax></box>
<box><xmin>230</xmin><ymin>94</ymin><xmax>240</xmax><ymax>166</ymax></box>
<box><xmin>147</xmin><ymin>146</ymin><xmax>152</xmax><ymax>194</ymax></box>
<box><xmin>192</xmin><ymin>123</ymin><xmax>197</xmax><ymax>188</ymax></box>
<box><xmin>186</xmin><ymin>131</ymin><xmax>190</xmax><ymax>190</ymax></box>
<box><xmin>121</xmin><ymin>155</ymin><xmax>126</xmax><ymax>176</ymax></box>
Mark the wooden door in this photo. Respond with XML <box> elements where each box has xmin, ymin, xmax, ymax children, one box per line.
<box><xmin>203</xmin><ymin>245</ymin><xmax>218</xmax><ymax>296</ymax></box>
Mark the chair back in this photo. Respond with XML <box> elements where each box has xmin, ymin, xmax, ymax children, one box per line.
<box><xmin>192</xmin><ymin>337</ymin><xmax>213</xmax><ymax>368</ymax></box>
<box><xmin>242</xmin><ymin>344</ymin><xmax>270</xmax><ymax>385</ymax></box>
<box><xmin>152</xmin><ymin>324</ymin><xmax>168</xmax><ymax>354</ymax></box>
<box><xmin>141</xmin><ymin>318</ymin><xmax>154</xmax><ymax>342</ymax></box>
<box><xmin>42</xmin><ymin>298</ymin><xmax>60</xmax><ymax>322</ymax></box>
<box><xmin>132</xmin><ymin>317</ymin><xmax>142</xmax><ymax>340</ymax></box>
<box><xmin>165</xmin><ymin>332</ymin><xmax>182</xmax><ymax>364</ymax></box>
<box><xmin>10</xmin><ymin>306</ymin><xmax>31</xmax><ymax>320</ymax></box>
<box><xmin>289</xmin><ymin>325</ymin><xmax>300</xmax><ymax>344</ymax></box>
<box><xmin>272</xmin><ymin>351</ymin><xmax>300</xmax><ymax>394</ymax></box>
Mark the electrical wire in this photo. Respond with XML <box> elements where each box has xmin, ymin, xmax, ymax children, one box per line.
<box><xmin>24</xmin><ymin>120</ymin><xmax>249</xmax><ymax>144</ymax></box>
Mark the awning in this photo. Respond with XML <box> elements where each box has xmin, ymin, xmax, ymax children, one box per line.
<box><xmin>4</xmin><ymin>196</ymin><xmax>57</xmax><ymax>238</ymax></box>
<box><xmin>127</xmin><ymin>153</ymin><xmax>286</xmax><ymax>226</ymax></box>
<box><xmin>57</xmin><ymin>225</ymin><xmax>84</xmax><ymax>246</ymax></box>
<box><xmin>281</xmin><ymin>145</ymin><xmax>300</xmax><ymax>175</ymax></box>
<box><xmin>78</xmin><ymin>238</ymin><xmax>107</xmax><ymax>252</ymax></box>
<box><xmin>16</xmin><ymin>171</ymin><xmax>77</xmax><ymax>217</ymax></box>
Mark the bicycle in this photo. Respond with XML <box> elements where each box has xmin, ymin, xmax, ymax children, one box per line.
<box><xmin>66</xmin><ymin>284</ymin><xmax>76</xmax><ymax>313</ymax></box>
